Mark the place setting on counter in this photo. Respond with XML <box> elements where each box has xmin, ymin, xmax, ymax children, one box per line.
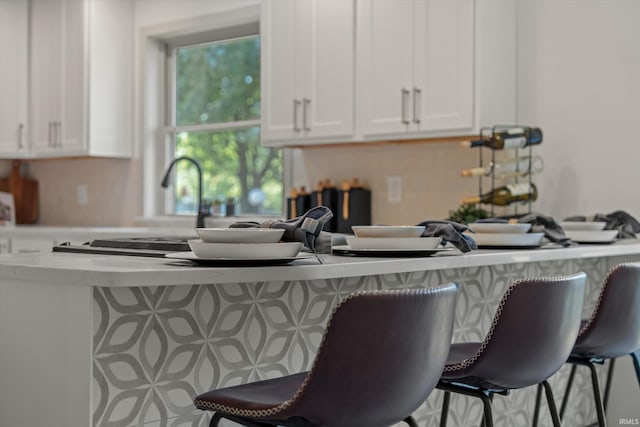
<box><xmin>331</xmin><ymin>220</ymin><xmax>476</xmax><ymax>258</ymax></box>
<box><xmin>164</xmin><ymin>206</ymin><xmax>335</xmax><ymax>266</ymax></box>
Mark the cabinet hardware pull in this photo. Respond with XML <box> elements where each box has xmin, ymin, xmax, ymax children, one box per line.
<box><xmin>413</xmin><ymin>87</ymin><xmax>421</xmax><ymax>124</ymax></box>
<box><xmin>18</xmin><ymin>123</ymin><xmax>24</xmax><ymax>149</ymax></box>
<box><xmin>303</xmin><ymin>98</ymin><xmax>311</xmax><ymax>132</ymax></box>
<box><xmin>55</xmin><ymin>121</ymin><xmax>62</xmax><ymax>147</ymax></box>
<box><xmin>293</xmin><ymin>99</ymin><xmax>302</xmax><ymax>132</ymax></box>
<box><xmin>401</xmin><ymin>88</ymin><xmax>410</xmax><ymax>124</ymax></box>
<box><xmin>48</xmin><ymin>122</ymin><xmax>53</xmax><ymax>147</ymax></box>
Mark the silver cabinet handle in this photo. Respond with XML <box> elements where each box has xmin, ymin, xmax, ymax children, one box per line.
<box><xmin>413</xmin><ymin>87</ymin><xmax>421</xmax><ymax>124</ymax></box>
<box><xmin>55</xmin><ymin>121</ymin><xmax>62</xmax><ymax>147</ymax></box>
<box><xmin>303</xmin><ymin>98</ymin><xmax>311</xmax><ymax>132</ymax></box>
<box><xmin>17</xmin><ymin>123</ymin><xmax>24</xmax><ymax>149</ymax></box>
<box><xmin>293</xmin><ymin>99</ymin><xmax>302</xmax><ymax>132</ymax></box>
<box><xmin>401</xmin><ymin>88</ymin><xmax>410</xmax><ymax>124</ymax></box>
<box><xmin>48</xmin><ymin>122</ymin><xmax>53</xmax><ymax>147</ymax></box>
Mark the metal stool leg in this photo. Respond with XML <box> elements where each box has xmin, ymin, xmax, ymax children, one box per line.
<box><xmin>479</xmin><ymin>391</ymin><xmax>494</xmax><ymax>427</ymax></box>
<box><xmin>440</xmin><ymin>390</ymin><xmax>451</xmax><ymax>427</ymax></box>
<box><xmin>404</xmin><ymin>415</ymin><xmax>419</xmax><ymax>427</ymax></box>
<box><xmin>209</xmin><ymin>413</ymin><xmax>223</xmax><ymax>427</ymax></box>
<box><xmin>586</xmin><ymin>361</ymin><xmax>607</xmax><ymax>427</ymax></box>
<box><xmin>603</xmin><ymin>358</ymin><xmax>616</xmax><ymax>411</ymax></box>
<box><xmin>631</xmin><ymin>350</ymin><xmax>640</xmax><ymax>392</ymax></box>
<box><xmin>542</xmin><ymin>380</ymin><xmax>562</xmax><ymax>427</ymax></box>
<box><xmin>532</xmin><ymin>383</ymin><xmax>543</xmax><ymax>427</ymax></box>
<box><xmin>560</xmin><ymin>363</ymin><xmax>577</xmax><ymax>419</ymax></box>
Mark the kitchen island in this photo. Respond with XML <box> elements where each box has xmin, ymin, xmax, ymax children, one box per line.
<box><xmin>0</xmin><ymin>242</ymin><xmax>639</xmax><ymax>427</ymax></box>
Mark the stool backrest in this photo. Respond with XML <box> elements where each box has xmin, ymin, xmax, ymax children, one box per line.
<box><xmin>288</xmin><ymin>284</ymin><xmax>458</xmax><ymax>427</ymax></box>
<box><xmin>576</xmin><ymin>262</ymin><xmax>640</xmax><ymax>358</ymax></box>
<box><xmin>445</xmin><ymin>273</ymin><xmax>586</xmax><ymax>389</ymax></box>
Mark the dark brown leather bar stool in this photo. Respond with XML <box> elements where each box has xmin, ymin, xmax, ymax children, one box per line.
<box><xmin>438</xmin><ymin>273</ymin><xmax>587</xmax><ymax>427</ymax></box>
<box><xmin>194</xmin><ymin>284</ymin><xmax>459</xmax><ymax>427</ymax></box>
<box><xmin>532</xmin><ymin>262</ymin><xmax>640</xmax><ymax>427</ymax></box>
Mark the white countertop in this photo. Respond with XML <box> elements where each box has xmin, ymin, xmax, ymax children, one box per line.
<box><xmin>0</xmin><ymin>225</ymin><xmax>196</xmax><ymax>240</ymax></box>
<box><xmin>2</xmin><ymin>240</ymin><xmax>640</xmax><ymax>287</ymax></box>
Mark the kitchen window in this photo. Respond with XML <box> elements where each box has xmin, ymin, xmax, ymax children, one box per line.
<box><xmin>162</xmin><ymin>27</ymin><xmax>283</xmax><ymax>217</ymax></box>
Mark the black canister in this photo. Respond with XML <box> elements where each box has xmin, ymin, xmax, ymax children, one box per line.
<box><xmin>286</xmin><ymin>188</ymin><xmax>298</xmax><ymax>220</ymax></box>
<box><xmin>337</xmin><ymin>178</ymin><xmax>371</xmax><ymax>234</ymax></box>
<box><xmin>295</xmin><ymin>186</ymin><xmax>311</xmax><ymax>217</ymax></box>
<box><xmin>321</xmin><ymin>180</ymin><xmax>338</xmax><ymax>232</ymax></box>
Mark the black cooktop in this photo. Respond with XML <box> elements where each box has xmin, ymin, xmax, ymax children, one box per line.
<box><xmin>52</xmin><ymin>236</ymin><xmax>194</xmax><ymax>258</ymax></box>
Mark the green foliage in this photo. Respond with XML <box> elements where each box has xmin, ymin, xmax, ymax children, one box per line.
<box><xmin>448</xmin><ymin>204</ymin><xmax>490</xmax><ymax>225</ymax></box>
<box><xmin>171</xmin><ymin>35</ymin><xmax>282</xmax><ymax>215</ymax></box>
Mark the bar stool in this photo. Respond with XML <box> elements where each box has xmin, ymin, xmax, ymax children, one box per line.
<box><xmin>438</xmin><ymin>273</ymin><xmax>587</xmax><ymax>427</ymax></box>
<box><xmin>194</xmin><ymin>284</ymin><xmax>459</xmax><ymax>427</ymax></box>
<box><xmin>532</xmin><ymin>262</ymin><xmax>640</xmax><ymax>427</ymax></box>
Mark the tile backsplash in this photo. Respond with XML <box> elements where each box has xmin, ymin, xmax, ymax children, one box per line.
<box><xmin>291</xmin><ymin>140</ymin><xmax>488</xmax><ymax>225</ymax></box>
<box><xmin>0</xmin><ymin>140</ymin><xmax>507</xmax><ymax>227</ymax></box>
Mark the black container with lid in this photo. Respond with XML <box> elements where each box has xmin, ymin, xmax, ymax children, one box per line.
<box><xmin>336</xmin><ymin>178</ymin><xmax>371</xmax><ymax>234</ymax></box>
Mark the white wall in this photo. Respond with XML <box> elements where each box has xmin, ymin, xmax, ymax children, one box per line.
<box><xmin>517</xmin><ymin>0</ymin><xmax>640</xmax><ymax>219</ymax></box>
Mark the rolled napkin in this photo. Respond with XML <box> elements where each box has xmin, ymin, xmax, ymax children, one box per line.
<box><xmin>565</xmin><ymin>210</ymin><xmax>640</xmax><ymax>239</ymax></box>
<box><xmin>415</xmin><ymin>220</ymin><xmax>477</xmax><ymax>253</ymax></box>
<box><xmin>517</xmin><ymin>212</ymin><xmax>574</xmax><ymax>247</ymax></box>
<box><xmin>229</xmin><ymin>206</ymin><xmax>334</xmax><ymax>254</ymax></box>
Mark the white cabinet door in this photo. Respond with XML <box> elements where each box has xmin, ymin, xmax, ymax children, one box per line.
<box><xmin>26</xmin><ymin>0</ymin><xmax>131</xmax><ymax>159</ymax></box>
<box><xmin>413</xmin><ymin>0</ymin><xmax>473</xmax><ymax>131</ymax></box>
<box><xmin>261</xmin><ymin>0</ymin><xmax>354</xmax><ymax>146</ymax></box>
<box><xmin>357</xmin><ymin>0</ymin><xmax>474</xmax><ymax>139</ymax></box>
<box><xmin>0</xmin><ymin>0</ymin><xmax>28</xmax><ymax>157</ymax></box>
<box><xmin>30</xmin><ymin>0</ymin><xmax>86</xmax><ymax>156</ymax></box>
<box><xmin>356</xmin><ymin>0</ymin><xmax>414</xmax><ymax>136</ymax></box>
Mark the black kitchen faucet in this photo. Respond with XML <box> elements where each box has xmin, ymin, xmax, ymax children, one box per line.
<box><xmin>161</xmin><ymin>156</ymin><xmax>210</xmax><ymax>228</ymax></box>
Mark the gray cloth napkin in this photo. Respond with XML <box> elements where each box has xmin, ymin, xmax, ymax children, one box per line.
<box><xmin>565</xmin><ymin>210</ymin><xmax>640</xmax><ymax>239</ymax></box>
<box><xmin>416</xmin><ymin>220</ymin><xmax>477</xmax><ymax>253</ymax></box>
<box><xmin>229</xmin><ymin>206</ymin><xmax>334</xmax><ymax>254</ymax></box>
<box><xmin>475</xmin><ymin>214</ymin><xmax>575</xmax><ymax>247</ymax></box>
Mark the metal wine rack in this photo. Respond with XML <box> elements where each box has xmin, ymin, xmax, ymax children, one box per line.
<box><xmin>476</xmin><ymin>125</ymin><xmax>538</xmax><ymax>217</ymax></box>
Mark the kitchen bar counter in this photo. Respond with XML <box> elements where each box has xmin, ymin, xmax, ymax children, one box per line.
<box><xmin>1</xmin><ymin>241</ymin><xmax>639</xmax><ymax>426</ymax></box>
<box><xmin>2</xmin><ymin>239</ymin><xmax>640</xmax><ymax>286</ymax></box>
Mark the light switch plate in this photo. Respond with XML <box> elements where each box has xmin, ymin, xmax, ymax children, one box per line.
<box><xmin>387</xmin><ymin>176</ymin><xmax>402</xmax><ymax>203</ymax></box>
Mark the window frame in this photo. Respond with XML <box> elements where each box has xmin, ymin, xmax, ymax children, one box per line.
<box><xmin>139</xmin><ymin>5</ymin><xmax>291</xmax><ymax>224</ymax></box>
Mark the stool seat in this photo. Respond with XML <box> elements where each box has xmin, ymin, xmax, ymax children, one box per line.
<box><xmin>438</xmin><ymin>273</ymin><xmax>587</xmax><ymax>427</ymax></box>
<box><xmin>194</xmin><ymin>285</ymin><xmax>459</xmax><ymax>427</ymax></box>
<box><xmin>196</xmin><ymin>372</ymin><xmax>308</xmax><ymax>414</ymax></box>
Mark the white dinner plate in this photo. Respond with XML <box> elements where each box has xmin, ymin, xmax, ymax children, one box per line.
<box><xmin>346</xmin><ymin>237</ymin><xmax>441</xmax><ymax>250</ymax></box>
<box><xmin>351</xmin><ymin>226</ymin><xmax>426</xmax><ymax>238</ymax></box>
<box><xmin>166</xmin><ymin>251</ymin><xmax>314</xmax><ymax>266</ymax></box>
<box><xmin>470</xmin><ymin>232</ymin><xmax>545</xmax><ymax>248</ymax></box>
<box><xmin>565</xmin><ymin>230</ymin><xmax>618</xmax><ymax>243</ymax></box>
<box><xmin>188</xmin><ymin>240</ymin><xmax>302</xmax><ymax>259</ymax></box>
<box><xmin>469</xmin><ymin>223</ymin><xmax>532</xmax><ymax>234</ymax></box>
<box><xmin>196</xmin><ymin>228</ymin><xmax>285</xmax><ymax>243</ymax></box>
<box><xmin>560</xmin><ymin>221</ymin><xmax>607</xmax><ymax>231</ymax></box>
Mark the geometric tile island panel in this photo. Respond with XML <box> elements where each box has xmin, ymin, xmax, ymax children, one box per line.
<box><xmin>92</xmin><ymin>254</ymin><xmax>639</xmax><ymax>426</ymax></box>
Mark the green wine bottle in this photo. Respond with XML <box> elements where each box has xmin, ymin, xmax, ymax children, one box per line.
<box><xmin>462</xmin><ymin>183</ymin><xmax>538</xmax><ymax>206</ymax></box>
<box><xmin>461</xmin><ymin>127</ymin><xmax>543</xmax><ymax>150</ymax></box>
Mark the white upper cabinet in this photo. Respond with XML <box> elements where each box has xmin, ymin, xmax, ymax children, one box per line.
<box><xmin>356</xmin><ymin>0</ymin><xmax>474</xmax><ymax>139</ymax></box>
<box><xmin>28</xmin><ymin>0</ymin><xmax>133</xmax><ymax>158</ymax></box>
<box><xmin>0</xmin><ymin>0</ymin><xmax>28</xmax><ymax>157</ymax></box>
<box><xmin>261</xmin><ymin>0</ymin><xmax>355</xmax><ymax>146</ymax></box>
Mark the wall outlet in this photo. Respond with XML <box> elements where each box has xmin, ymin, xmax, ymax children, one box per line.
<box><xmin>77</xmin><ymin>184</ymin><xmax>88</xmax><ymax>206</ymax></box>
<box><xmin>387</xmin><ymin>176</ymin><xmax>402</xmax><ymax>203</ymax></box>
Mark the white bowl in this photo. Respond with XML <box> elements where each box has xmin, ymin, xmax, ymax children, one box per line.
<box><xmin>560</xmin><ymin>221</ymin><xmax>607</xmax><ymax>231</ymax></box>
<box><xmin>196</xmin><ymin>228</ymin><xmax>285</xmax><ymax>243</ymax></box>
<box><xmin>470</xmin><ymin>232</ymin><xmax>545</xmax><ymax>247</ymax></box>
<box><xmin>346</xmin><ymin>237</ymin><xmax>441</xmax><ymax>250</ymax></box>
<box><xmin>351</xmin><ymin>226</ymin><xmax>426</xmax><ymax>238</ymax></box>
<box><xmin>469</xmin><ymin>223</ymin><xmax>532</xmax><ymax>234</ymax></box>
<box><xmin>188</xmin><ymin>239</ymin><xmax>301</xmax><ymax>259</ymax></box>
<box><xmin>564</xmin><ymin>230</ymin><xmax>618</xmax><ymax>243</ymax></box>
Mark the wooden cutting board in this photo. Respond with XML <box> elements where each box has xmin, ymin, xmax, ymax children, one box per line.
<box><xmin>0</xmin><ymin>160</ymin><xmax>39</xmax><ymax>224</ymax></box>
